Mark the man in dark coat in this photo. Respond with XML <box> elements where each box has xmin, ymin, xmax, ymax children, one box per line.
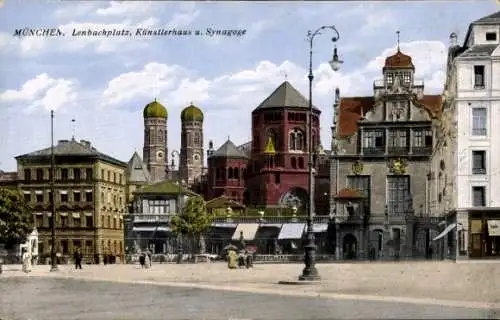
<box><xmin>74</xmin><ymin>249</ymin><xmax>83</xmax><ymax>269</ymax></box>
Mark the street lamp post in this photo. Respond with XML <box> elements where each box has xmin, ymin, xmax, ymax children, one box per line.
<box><xmin>50</xmin><ymin>110</ymin><xmax>58</xmax><ymax>272</ymax></box>
<box><xmin>299</xmin><ymin>26</ymin><xmax>342</xmax><ymax>281</ymax></box>
<box><xmin>170</xmin><ymin>150</ymin><xmax>184</xmax><ymax>264</ymax></box>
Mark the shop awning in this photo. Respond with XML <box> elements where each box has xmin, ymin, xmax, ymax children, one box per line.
<box><xmin>232</xmin><ymin>223</ymin><xmax>259</xmax><ymax>240</ymax></box>
<box><xmin>213</xmin><ymin>223</ymin><xmax>238</xmax><ymax>228</ymax></box>
<box><xmin>432</xmin><ymin>223</ymin><xmax>456</xmax><ymax>241</ymax></box>
<box><xmin>132</xmin><ymin>226</ymin><xmax>171</xmax><ymax>232</ymax></box>
<box><xmin>278</xmin><ymin>223</ymin><xmax>305</xmax><ymax>240</ymax></box>
<box><xmin>313</xmin><ymin>223</ymin><xmax>329</xmax><ymax>233</ymax></box>
<box><xmin>487</xmin><ymin>220</ymin><xmax>500</xmax><ymax>236</ymax></box>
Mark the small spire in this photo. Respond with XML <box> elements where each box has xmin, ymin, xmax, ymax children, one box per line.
<box><xmin>227</xmin><ymin>135</ymin><xmax>230</xmax><ymax>141</ymax></box>
<box><xmin>284</xmin><ymin>73</ymin><xmax>288</xmax><ymax>80</ymax></box>
<box><xmin>71</xmin><ymin>118</ymin><xmax>76</xmax><ymax>140</ymax></box>
<box><xmin>396</xmin><ymin>30</ymin><xmax>400</xmax><ymax>51</ymax></box>
<box><xmin>190</xmin><ymin>101</ymin><xmax>193</xmax><ymax>105</ymax></box>
<box><xmin>154</xmin><ymin>97</ymin><xmax>157</xmax><ymax>102</ymax></box>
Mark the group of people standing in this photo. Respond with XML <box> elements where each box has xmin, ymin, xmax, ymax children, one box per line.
<box><xmin>227</xmin><ymin>249</ymin><xmax>253</xmax><ymax>269</ymax></box>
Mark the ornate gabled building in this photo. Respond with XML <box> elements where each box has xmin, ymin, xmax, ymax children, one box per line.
<box><xmin>245</xmin><ymin>81</ymin><xmax>321</xmax><ymax>209</ymax></box>
<box><xmin>330</xmin><ymin>44</ymin><xmax>442</xmax><ymax>260</ymax></box>
<box><xmin>143</xmin><ymin>99</ymin><xmax>168</xmax><ymax>183</ymax></box>
<box><xmin>207</xmin><ymin>139</ymin><xmax>248</xmax><ymax>202</ymax></box>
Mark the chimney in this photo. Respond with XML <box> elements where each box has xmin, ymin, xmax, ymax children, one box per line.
<box><xmin>80</xmin><ymin>140</ymin><xmax>91</xmax><ymax>148</ymax></box>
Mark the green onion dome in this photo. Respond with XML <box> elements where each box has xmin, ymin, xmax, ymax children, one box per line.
<box><xmin>143</xmin><ymin>99</ymin><xmax>168</xmax><ymax>119</ymax></box>
<box><xmin>180</xmin><ymin>103</ymin><xmax>204</xmax><ymax>122</ymax></box>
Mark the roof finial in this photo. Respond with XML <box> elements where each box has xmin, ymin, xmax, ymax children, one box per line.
<box><xmin>227</xmin><ymin>135</ymin><xmax>230</xmax><ymax>141</ymax></box>
<box><xmin>396</xmin><ymin>30</ymin><xmax>400</xmax><ymax>51</ymax></box>
<box><xmin>285</xmin><ymin>73</ymin><xmax>288</xmax><ymax>80</ymax></box>
<box><xmin>71</xmin><ymin>118</ymin><xmax>76</xmax><ymax>140</ymax></box>
<box><xmin>190</xmin><ymin>101</ymin><xmax>193</xmax><ymax>105</ymax></box>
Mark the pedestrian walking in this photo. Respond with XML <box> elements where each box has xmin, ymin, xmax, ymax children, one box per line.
<box><xmin>139</xmin><ymin>252</ymin><xmax>146</xmax><ymax>268</ymax></box>
<box><xmin>21</xmin><ymin>248</ymin><xmax>32</xmax><ymax>273</ymax></box>
<box><xmin>74</xmin><ymin>249</ymin><xmax>83</xmax><ymax>269</ymax></box>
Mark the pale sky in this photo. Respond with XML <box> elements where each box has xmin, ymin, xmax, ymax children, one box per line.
<box><xmin>0</xmin><ymin>1</ymin><xmax>498</xmax><ymax>171</ymax></box>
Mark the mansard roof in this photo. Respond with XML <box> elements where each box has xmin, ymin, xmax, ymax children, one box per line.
<box><xmin>383</xmin><ymin>49</ymin><xmax>415</xmax><ymax>70</ymax></box>
<box><xmin>15</xmin><ymin>138</ymin><xmax>126</xmax><ymax>167</ymax></box>
<box><xmin>253</xmin><ymin>81</ymin><xmax>319</xmax><ymax>112</ymax></box>
<box><xmin>211</xmin><ymin>139</ymin><xmax>248</xmax><ymax>159</ymax></box>
<box><xmin>337</xmin><ymin>95</ymin><xmax>442</xmax><ymax>138</ymax></box>
<box><xmin>127</xmin><ymin>152</ymin><xmax>151</xmax><ymax>183</ymax></box>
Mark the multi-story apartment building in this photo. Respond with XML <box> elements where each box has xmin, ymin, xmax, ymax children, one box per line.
<box><xmin>15</xmin><ymin>138</ymin><xmax>128</xmax><ymax>263</ymax></box>
<box><xmin>330</xmin><ymin>45</ymin><xmax>442</xmax><ymax>260</ymax></box>
<box><xmin>432</xmin><ymin>11</ymin><xmax>500</xmax><ymax>260</ymax></box>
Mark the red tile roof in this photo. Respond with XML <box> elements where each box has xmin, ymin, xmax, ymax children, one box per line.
<box><xmin>334</xmin><ymin>188</ymin><xmax>363</xmax><ymax>199</ymax></box>
<box><xmin>337</xmin><ymin>95</ymin><xmax>442</xmax><ymax>138</ymax></box>
<box><xmin>384</xmin><ymin>50</ymin><xmax>415</xmax><ymax>70</ymax></box>
<box><xmin>337</xmin><ymin>97</ymin><xmax>374</xmax><ymax>138</ymax></box>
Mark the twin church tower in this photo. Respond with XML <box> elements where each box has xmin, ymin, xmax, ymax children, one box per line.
<box><xmin>142</xmin><ymin>99</ymin><xmax>204</xmax><ymax>185</ymax></box>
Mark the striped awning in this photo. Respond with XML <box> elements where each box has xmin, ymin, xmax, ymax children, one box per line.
<box><xmin>232</xmin><ymin>223</ymin><xmax>259</xmax><ymax>240</ymax></box>
<box><xmin>213</xmin><ymin>223</ymin><xmax>238</xmax><ymax>228</ymax></box>
<box><xmin>278</xmin><ymin>223</ymin><xmax>305</xmax><ymax>240</ymax></box>
<box><xmin>433</xmin><ymin>223</ymin><xmax>456</xmax><ymax>241</ymax></box>
<box><xmin>35</xmin><ymin>190</ymin><xmax>43</xmax><ymax>194</ymax></box>
<box><xmin>59</xmin><ymin>212</ymin><xmax>68</xmax><ymax>216</ymax></box>
<box><xmin>83</xmin><ymin>212</ymin><xmax>93</xmax><ymax>217</ymax></box>
<box><xmin>133</xmin><ymin>226</ymin><xmax>171</xmax><ymax>232</ymax></box>
<box><xmin>23</xmin><ymin>191</ymin><xmax>30</xmax><ymax>194</ymax></box>
<box><xmin>72</xmin><ymin>212</ymin><xmax>80</xmax><ymax>218</ymax></box>
<box><xmin>313</xmin><ymin>223</ymin><xmax>329</xmax><ymax>233</ymax></box>
<box><xmin>85</xmin><ymin>189</ymin><xmax>93</xmax><ymax>193</ymax></box>
<box><xmin>59</xmin><ymin>190</ymin><xmax>68</xmax><ymax>195</ymax></box>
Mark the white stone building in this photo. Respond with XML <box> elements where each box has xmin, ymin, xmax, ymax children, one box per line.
<box><xmin>432</xmin><ymin>11</ymin><xmax>500</xmax><ymax>260</ymax></box>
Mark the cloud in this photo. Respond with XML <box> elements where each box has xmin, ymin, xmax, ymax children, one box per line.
<box><xmin>165</xmin><ymin>4</ymin><xmax>200</xmax><ymax>29</ymax></box>
<box><xmin>52</xmin><ymin>2</ymin><xmax>101</xmax><ymax>19</ymax></box>
<box><xmin>0</xmin><ymin>74</ymin><xmax>78</xmax><ymax>112</ymax></box>
<box><xmin>96</xmin><ymin>1</ymin><xmax>155</xmax><ymax>17</ymax></box>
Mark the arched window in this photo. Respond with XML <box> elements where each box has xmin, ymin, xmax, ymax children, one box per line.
<box><xmin>194</xmin><ymin>132</ymin><xmax>200</xmax><ymax>145</ymax></box>
<box><xmin>222</xmin><ymin>168</ymin><xmax>226</xmax><ymax>180</ymax></box>
<box><xmin>298</xmin><ymin>157</ymin><xmax>305</xmax><ymax>169</ymax></box>
<box><xmin>289</xmin><ymin>128</ymin><xmax>304</xmax><ymax>151</ymax></box>
<box><xmin>228</xmin><ymin>168</ymin><xmax>233</xmax><ymax>179</ymax></box>
<box><xmin>291</xmin><ymin>157</ymin><xmax>297</xmax><ymax>169</ymax></box>
<box><xmin>158</xmin><ymin>129</ymin><xmax>163</xmax><ymax>143</ymax></box>
<box><xmin>234</xmin><ymin>168</ymin><xmax>239</xmax><ymax>179</ymax></box>
<box><xmin>242</xmin><ymin>168</ymin><xmax>247</xmax><ymax>179</ymax></box>
<box><xmin>107</xmin><ymin>215</ymin><xmax>111</xmax><ymax>228</ymax></box>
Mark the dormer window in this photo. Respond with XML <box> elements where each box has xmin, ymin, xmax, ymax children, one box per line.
<box><xmin>403</xmin><ymin>72</ymin><xmax>411</xmax><ymax>85</ymax></box>
<box><xmin>386</xmin><ymin>73</ymin><xmax>394</xmax><ymax>85</ymax></box>
<box><xmin>486</xmin><ymin>32</ymin><xmax>497</xmax><ymax>41</ymax></box>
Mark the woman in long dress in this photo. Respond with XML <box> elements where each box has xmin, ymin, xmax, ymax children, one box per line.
<box><xmin>21</xmin><ymin>248</ymin><xmax>32</xmax><ymax>273</ymax></box>
<box><xmin>227</xmin><ymin>249</ymin><xmax>237</xmax><ymax>269</ymax></box>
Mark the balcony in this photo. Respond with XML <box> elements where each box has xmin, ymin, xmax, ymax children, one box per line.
<box><xmin>132</xmin><ymin>214</ymin><xmax>173</xmax><ymax>223</ymax></box>
<box><xmin>362</xmin><ymin>147</ymin><xmax>385</xmax><ymax>156</ymax></box>
<box><xmin>212</xmin><ymin>216</ymin><xmax>331</xmax><ymax>224</ymax></box>
<box><xmin>373</xmin><ymin>79</ymin><xmax>424</xmax><ymax>88</ymax></box>
<box><xmin>387</xmin><ymin>147</ymin><xmax>409</xmax><ymax>156</ymax></box>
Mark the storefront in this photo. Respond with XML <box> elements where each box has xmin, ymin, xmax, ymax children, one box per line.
<box><xmin>469</xmin><ymin>210</ymin><xmax>500</xmax><ymax>259</ymax></box>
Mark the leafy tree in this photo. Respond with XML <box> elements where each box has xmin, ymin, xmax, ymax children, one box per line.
<box><xmin>170</xmin><ymin>196</ymin><xmax>213</xmax><ymax>254</ymax></box>
<box><xmin>0</xmin><ymin>188</ymin><xmax>33</xmax><ymax>249</ymax></box>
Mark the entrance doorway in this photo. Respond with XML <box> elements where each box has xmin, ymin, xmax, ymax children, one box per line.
<box><xmin>343</xmin><ymin>233</ymin><xmax>357</xmax><ymax>260</ymax></box>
